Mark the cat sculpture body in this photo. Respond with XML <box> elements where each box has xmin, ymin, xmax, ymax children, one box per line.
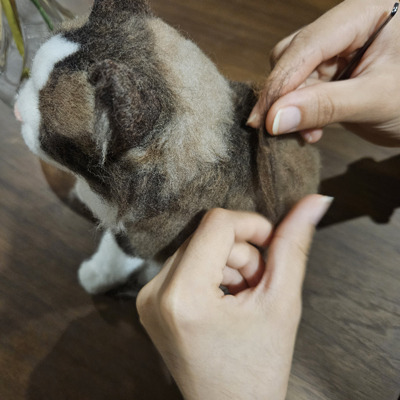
<box><xmin>16</xmin><ymin>0</ymin><xmax>320</xmax><ymax>294</ymax></box>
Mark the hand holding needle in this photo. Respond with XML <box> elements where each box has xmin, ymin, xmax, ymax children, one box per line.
<box><xmin>247</xmin><ymin>1</ymin><xmax>400</xmax><ymax>147</ymax></box>
<box><xmin>334</xmin><ymin>2</ymin><xmax>399</xmax><ymax>81</ymax></box>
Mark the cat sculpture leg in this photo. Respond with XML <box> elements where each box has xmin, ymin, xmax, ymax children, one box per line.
<box><xmin>78</xmin><ymin>230</ymin><xmax>145</xmax><ymax>294</ymax></box>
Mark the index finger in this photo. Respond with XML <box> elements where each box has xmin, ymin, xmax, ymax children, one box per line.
<box><xmin>171</xmin><ymin>209</ymin><xmax>273</xmax><ymax>295</ymax></box>
<box><xmin>250</xmin><ymin>1</ymin><xmax>392</xmax><ymax>125</ymax></box>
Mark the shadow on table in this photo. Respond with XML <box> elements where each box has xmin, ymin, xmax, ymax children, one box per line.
<box><xmin>26</xmin><ymin>296</ymin><xmax>183</xmax><ymax>400</ymax></box>
<box><xmin>319</xmin><ymin>155</ymin><xmax>400</xmax><ymax>228</ymax></box>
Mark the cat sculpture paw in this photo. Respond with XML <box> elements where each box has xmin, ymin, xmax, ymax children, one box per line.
<box><xmin>78</xmin><ymin>230</ymin><xmax>144</xmax><ymax>294</ymax></box>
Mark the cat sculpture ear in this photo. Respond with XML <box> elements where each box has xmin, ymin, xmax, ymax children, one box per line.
<box><xmin>90</xmin><ymin>0</ymin><xmax>151</xmax><ymax>20</ymax></box>
<box><xmin>89</xmin><ymin>59</ymin><xmax>165</xmax><ymax>162</ymax></box>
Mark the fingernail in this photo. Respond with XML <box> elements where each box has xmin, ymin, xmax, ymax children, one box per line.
<box><xmin>310</xmin><ymin>196</ymin><xmax>334</xmax><ymax>226</ymax></box>
<box><xmin>304</xmin><ymin>133</ymin><xmax>313</xmax><ymax>143</ymax></box>
<box><xmin>272</xmin><ymin>106</ymin><xmax>301</xmax><ymax>135</ymax></box>
<box><xmin>246</xmin><ymin>112</ymin><xmax>260</xmax><ymax>127</ymax></box>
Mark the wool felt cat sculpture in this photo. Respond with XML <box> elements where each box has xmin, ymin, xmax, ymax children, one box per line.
<box><xmin>16</xmin><ymin>0</ymin><xmax>320</xmax><ymax>294</ymax></box>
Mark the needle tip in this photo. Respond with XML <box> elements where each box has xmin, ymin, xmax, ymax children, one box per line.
<box><xmin>391</xmin><ymin>3</ymin><xmax>399</xmax><ymax>17</ymax></box>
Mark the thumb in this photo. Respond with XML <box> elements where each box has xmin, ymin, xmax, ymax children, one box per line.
<box><xmin>258</xmin><ymin>195</ymin><xmax>333</xmax><ymax>300</ymax></box>
<box><xmin>266</xmin><ymin>76</ymin><xmax>383</xmax><ymax>135</ymax></box>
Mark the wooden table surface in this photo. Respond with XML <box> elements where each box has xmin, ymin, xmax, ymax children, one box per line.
<box><xmin>1</xmin><ymin>1</ymin><xmax>400</xmax><ymax>399</ymax></box>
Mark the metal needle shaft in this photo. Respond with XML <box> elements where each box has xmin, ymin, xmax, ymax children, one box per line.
<box><xmin>334</xmin><ymin>2</ymin><xmax>399</xmax><ymax>81</ymax></box>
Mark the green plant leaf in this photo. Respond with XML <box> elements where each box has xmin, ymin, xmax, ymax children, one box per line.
<box><xmin>0</xmin><ymin>5</ymin><xmax>3</xmax><ymax>40</ymax></box>
<box><xmin>0</xmin><ymin>0</ymin><xmax>25</xmax><ymax>58</ymax></box>
<box><xmin>29</xmin><ymin>0</ymin><xmax>53</xmax><ymax>31</ymax></box>
<box><xmin>21</xmin><ymin>67</ymin><xmax>30</xmax><ymax>79</ymax></box>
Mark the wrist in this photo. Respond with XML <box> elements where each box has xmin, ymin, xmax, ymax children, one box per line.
<box><xmin>166</xmin><ymin>354</ymin><xmax>291</xmax><ymax>400</ymax></box>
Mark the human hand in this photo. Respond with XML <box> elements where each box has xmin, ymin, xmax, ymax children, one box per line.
<box><xmin>248</xmin><ymin>0</ymin><xmax>400</xmax><ymax>147</ymax></box>
<box><xmin>137</xmin><ymin>195</ymin><xmax>332</xmax><ymax>400</ymax></box>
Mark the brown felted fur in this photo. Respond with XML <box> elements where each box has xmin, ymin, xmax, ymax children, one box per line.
<box><xmin>18</xmin><ymin>0</ymin><xmax>320</xmax><ymax>277</ymax></box>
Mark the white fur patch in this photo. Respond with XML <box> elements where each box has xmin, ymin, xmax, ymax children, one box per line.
<box><xmin>16</xmin><ymin>35</ymin><xmax>80</xmax><ymax>160</ymax></box>
<box><xmin>31</xmin><ymin>36</ymin><xmax>80</xmax><ymax>91</ymax></box>
<box><xmin>78</xmin><ymin>230</ymin><xmax>144</xmax><ymax>294</ymax></box>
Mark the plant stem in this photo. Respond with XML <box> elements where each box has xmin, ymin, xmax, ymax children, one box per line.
<box><xmin>0</xmin><ymin>0</ymin><xmax>25</xmax><ymax>57</ymax></box>
<box><xmin>29</xmin><ymin>0</ymin><xmax>54</xmax><ymax>31</ymax></box>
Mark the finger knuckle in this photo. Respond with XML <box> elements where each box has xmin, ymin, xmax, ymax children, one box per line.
<box><xmin>290</xmin><ymin>29</ymin><xmax>311</xmax><ymax>48</ymax></box>
<box><xmin>160</xmin><ymin>287</ymin><xmax>185</xmax><ymax>319</ymax></box>
<box><xmin>159</xmin><ymin>292</ymin><xmax>179</xmax><ymax>318</ymax></box>
<box><xmin>136</xmin><ymin>287</ymin><xmax>154</xmax><ymax>323</ymax></box>
<box><xmin>269</xmin><ymin>45</ymin><xmax>282</xmax><ymax>67</ymax></box>
<box><xmin>316</xmin><ymin>91</ymin><xmax>337</xmax><ymax>126</ymax></box>
<box><xmin>160</xmin><ymin>290</ymin><xmax>200</xmax><ymax>328</ymax></box>
<box><xmin>202</xmin><ymin>208</ymin><xmax>230</xmax><ymax>227</ymax></box>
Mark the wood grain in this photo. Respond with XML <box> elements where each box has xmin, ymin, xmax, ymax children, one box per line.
<box><xmin>0</xmin><ymin>1</ymin><xmax>399</xmax><ymax>399</ymax></box>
